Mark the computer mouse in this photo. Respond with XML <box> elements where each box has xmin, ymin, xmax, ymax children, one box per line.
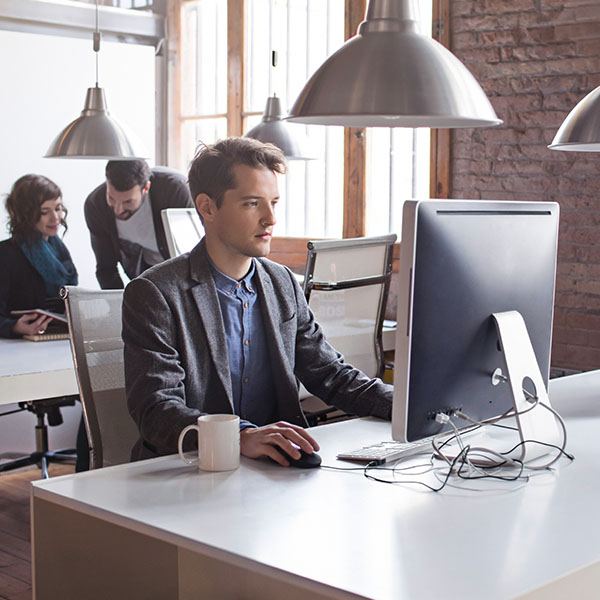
<box><xmin>273</xmin><ymin>445</ymin><xmax>322</xmax><ymax>469</ymax></box>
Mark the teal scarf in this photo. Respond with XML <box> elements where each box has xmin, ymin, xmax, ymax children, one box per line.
<box><xmin>20</xmin><ymin>233</ymin><xmax>78</xmax><ymax>297</ymax></box>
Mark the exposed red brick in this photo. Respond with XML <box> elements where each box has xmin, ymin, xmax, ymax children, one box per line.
<box><xmin>577</xmin><ymin>39</ymin><xmax>600</xmax><ymax>57</ymax></box>
<box><xmin>450</xmin><ymin>0</ymin><xmax>600</xmax><ymax>370</ymax></box>
<box><xmin>483</xmin><ymin>0</ymin><xmax>537</xmax><ymax>13</ymax></box>
<box><xmin>553</xmin><ymin>22</ymin><xmax>600</xmax><ymax>41</ymax></box>
<box><xmin>453</xmin><ymin>31</ymin><xmax>479</xmax><ymax>48</ymax></box>
<box><xmin>452</xmin><ymin>1</ymin><xmax>475</xmax><ymax>18</ymax></box>
<box><xmin>564</xmin><ymin>312</ymin><xmax>600</xmax><ymax>331</ymax></box>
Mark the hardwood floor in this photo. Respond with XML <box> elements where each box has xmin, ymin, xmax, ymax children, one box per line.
<box><xmin>0</xmin><ymin>465</ymin><xmax>74</xmax><ymax>600</ymax></box>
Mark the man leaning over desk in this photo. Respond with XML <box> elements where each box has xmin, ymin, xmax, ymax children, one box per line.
<box><xmin>122</xmin><ymin>137</ymin><xmax>392</xmax><ymax>466</ymax></box>
<box><xmin>85</xmin><ymin>159</ymin><xmax>193</xmax><ymax>289</ymax></box>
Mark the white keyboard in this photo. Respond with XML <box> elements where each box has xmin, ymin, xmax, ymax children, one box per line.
<box><xmin>337</xmin><ymin>439</ymin><xmax>433</xmax><ymax>465</ymax></box>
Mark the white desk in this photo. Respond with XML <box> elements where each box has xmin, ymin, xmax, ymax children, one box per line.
<box><xmin>31</xmin><ymin>372</ymin><xmax>600</xmax><ymax>600</ymax></box>
<box><xmin>0</xmin><ymin>338</ymin><xmax>78</xmax><ymax>405</ymax></box>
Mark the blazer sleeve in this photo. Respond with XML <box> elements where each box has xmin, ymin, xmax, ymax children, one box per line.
<box><xmin>167</xmin><ymin>177</ymin><xmax>193</xmax><ymax>208</ymax></box>
<box><xmin>289</xmin><ymin>270</ymin><xmax>393</xmax><ymax>420</ymax></box>
<box><xmin>122</xmin><ymin>277</ymin><xmax>201</xmax><ymax>455</ymax></box>
<box><xmin>152</xmin><ymin>168</ymin><xmax>193</xmax><ymax>212</ymax></box>
<box><xmin>84</xmin><ymin>189</ymin><xmax>124</xmax><ymax>290</ymax></box>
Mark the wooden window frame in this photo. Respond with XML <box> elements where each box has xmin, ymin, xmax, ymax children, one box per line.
<box><xmin>171</xmin><ymin>0</ymin><xmax>450</xmax><ymax>272</ymax></box>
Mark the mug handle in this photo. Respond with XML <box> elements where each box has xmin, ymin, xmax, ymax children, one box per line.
<box><xmin>178</xmin><ymin>424</ymin><xmax>200</xmax><ymax>465</ymax></box>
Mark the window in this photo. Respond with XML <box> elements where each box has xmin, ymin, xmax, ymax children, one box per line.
<box><xmin>245</xmin><ymin>0</ymin><xmax>345</xmax><ymax>238</ymax></box>
<box><xmin>75</xmin><ymin>0</ymin><xmax>153</xmax><ymax>7</ymax></box>
<box><xmin>365</xmin><ymin>0</ymin><xmax>432</xmax><ymax>236</ymax></box>
<box><xmin>180</xmin><ymin>0</ymin><xmax>228</xmax><ymax>171</ymax></box>
<box><xmin>178</xmin><ymin>1</ymin><xmax>441</xmax><ymax>250</ymax></box>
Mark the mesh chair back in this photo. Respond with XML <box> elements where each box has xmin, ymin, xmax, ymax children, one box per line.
<box><xmin>303</xmin><ymin>234</ymin><xmax>397</xmax><ymax>379</ymax></box>
<box><xmin>161</xmin><ymin>208</ymin><xmax>204</xmax><ymax>257</ymax></box>
<box><xmin>61</xmin><ymin>286</ymin><xmax>138</xmax><ymax>469</ymax></box>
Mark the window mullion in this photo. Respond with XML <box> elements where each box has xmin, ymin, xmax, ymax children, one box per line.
<box><xmin>430</xmin><ymin>0</ymin><xmax>451</xmax><ymax>199</ymax></box>
<box><xmin>227</xmin><ymin>0</ymin><xmax>244</xmax><ymax>137</ymax></box>
<box><xmin>342</xmin><ymin>0</ymin><xmax>367</xmax><ymax>239</ymax></box>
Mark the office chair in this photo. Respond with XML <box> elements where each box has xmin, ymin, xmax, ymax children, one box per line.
<box><xmin>161</xmin><ymin>208</ymin><xmax>205</xmax><ymax>258</ymax></box>
<box><xmin>61</xmin><ymin>286</ymin><xmax>138</xmax><ymax>469</ymax></box>
<box><xmin>300</xmin><ymin>234</ymin><xmax>397</xmax><ymax>425</ymax></box>
<box><xmin>0</xmin><ymin>395</ymin><xmax>77</xmax><ymax>479</ymax></box>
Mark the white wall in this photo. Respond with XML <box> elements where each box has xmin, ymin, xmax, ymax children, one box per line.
<box><xmin>0</xmin><ymin>28</ymin><xmax>156</xmax><ymax>286</ymax></box>
<box><xmin>0</xmin><ymin>29</ymin><xmax>155</xmax><ymax>457</ymax></box>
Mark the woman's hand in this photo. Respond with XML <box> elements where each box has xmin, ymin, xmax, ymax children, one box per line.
<box><xmin>11</xmin><ymin>313</ymin><xmax>53</xmax><ymax>336</ymax></box>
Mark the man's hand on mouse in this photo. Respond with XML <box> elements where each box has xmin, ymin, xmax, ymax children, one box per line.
<box><xmin>240</xmin><ymin>421</ymin><xmax>320</xmax><ymax>466</ymax></box>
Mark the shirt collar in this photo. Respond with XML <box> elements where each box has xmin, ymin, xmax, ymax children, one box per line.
<box><xmin>208</xmin><ymin>257</ymin><xmax>256</xmax><ymax>295</ymax></box>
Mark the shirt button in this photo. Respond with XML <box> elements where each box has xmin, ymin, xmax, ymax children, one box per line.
<box><xmin>244</xmin><ymin>302</ymin><xmax>249</xmax><ymax>308</ymax></box>
<box><xmin>226</xmin><ymin>291</ymin><xmax>231</xmax><ymax>296</ymax></box>
<box><xmin>244</xmin><ymin>339</ymin><xmax>249</xmax><ymax>346</ymax></box>
<box><xmin>244</xmin><ymin>377</ymin><xmax>249</xmax><ymax>383</ymax></box>
<box><xmin>238</xmin><ymin>283</ymin><xmax>242</xmax><ymax>288</ymax></box>
<box><xmin>248</xmin><ymin>285</ymin><xmax>253</xmax><ymax>291</ymax></box>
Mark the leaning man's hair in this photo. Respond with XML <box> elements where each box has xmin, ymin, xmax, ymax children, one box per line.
<box><xmin>188</xmin><ymin>137</ymin><xmax>286</xmax><ymax>206</ymax></box>
<box><xmin>105</xmin><ymin>159</ymin><xmax>151</xmax><ymax>191</ymax></box>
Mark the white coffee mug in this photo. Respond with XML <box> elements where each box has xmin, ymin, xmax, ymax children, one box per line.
<box><xmin>178</xmin><ymin>414</ymin><xmax>240</xmax><ymax>471</ymax></box>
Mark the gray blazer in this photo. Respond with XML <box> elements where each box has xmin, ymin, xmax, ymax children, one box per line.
<box><xmin>122</xmin><ymin>240</ymin><xmax>393</xmax><ymax>460</ymax></box>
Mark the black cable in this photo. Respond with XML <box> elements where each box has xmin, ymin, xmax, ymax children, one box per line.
<box><xmin>454</xmin><ymin>452</ymin><xmax>525</xmax><ymax>482</ymax></box>
<box><xmin>321</xmin><ymin>464</ymin><xmax>374</xmax><ymax>472</ymax></box>
<box><xmin>363</xmin><ymin>446</ymin><xmax>471</xmax><ymax>492</ymax></box>
<box><xmin>0</xmin><ymin>407</ymin><xmax>26</xmax><ymax>417</ymax></box>
<box><xmin>501</xmin><ymin>438</ymin><xmax>575</xmax><ymax>462</ymax></box>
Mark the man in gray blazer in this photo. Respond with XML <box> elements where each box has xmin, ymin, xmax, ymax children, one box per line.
<box><xmin>122</xmin><ymin>137</ymin><xmax>393</xmax><ymax>465</ymax></box>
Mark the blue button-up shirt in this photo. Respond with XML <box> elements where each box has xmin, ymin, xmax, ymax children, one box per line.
<box><xmin>210</xmin><ymin>259</ymin><xmax>278</xmax><ymax>429</ymax></box>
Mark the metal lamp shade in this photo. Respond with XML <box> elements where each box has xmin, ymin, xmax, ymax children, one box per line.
<box><xmin>45</xmin><ymin>87</ymin><xmax>148</xmax><ymax>159</ymax></box>
<box><xmin>245</xmin><ymin>96</ymin><xmax>316</xmax><ymax>160</ymax></box>
<box><xmin>548</xmin><ymin>86</ymin><xmax>600</xmax><ymax>152</ymax></box>
<box><xmin>287</xmin><ymin>0</ymin><xmax>502</xmax><ymax>128</ymax></box>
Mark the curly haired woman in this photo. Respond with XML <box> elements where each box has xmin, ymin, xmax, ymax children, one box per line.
<box><xmin>0</xmin><ymin>174</ymin><xmax>78</xmax><ymax>338</ymax></box>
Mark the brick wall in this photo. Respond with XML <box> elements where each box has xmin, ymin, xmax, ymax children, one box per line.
<box><xmin>450</xmin><ymin>0</ymin><xmax>600</xmax><ymax>371</ymax></box>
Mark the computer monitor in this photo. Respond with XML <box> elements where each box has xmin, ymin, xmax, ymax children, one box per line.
<box><xmin>161</xmin><ymin>208</ymin><xmax>204</xmax><ymax>258</ymax></box>
<box><xmin>392</xmin><ymin>199</ymin><xmax>560</xmax><ymax>446</ymax></box>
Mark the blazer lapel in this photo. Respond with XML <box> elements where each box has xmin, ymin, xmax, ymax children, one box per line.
<box><xmin>189</xmin><ymin>243</ymin><xmax>234</xmax><ymax>409</ymax></box>
<box><xmin>255</xmin><ymin>261</ymin><xmax>295</xmax><ymax>384</ymax></box>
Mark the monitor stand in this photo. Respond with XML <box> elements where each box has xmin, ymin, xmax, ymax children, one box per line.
<box><xmin>491</xmin><ymin>310</ymin><xmax>561</xmax><ymax>463</ymax></box>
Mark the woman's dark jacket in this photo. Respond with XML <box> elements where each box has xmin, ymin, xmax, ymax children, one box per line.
<box><xmin>0</xmin><ymin>238</ymin><xmax>73</xmax><ymax>338</ymax></box>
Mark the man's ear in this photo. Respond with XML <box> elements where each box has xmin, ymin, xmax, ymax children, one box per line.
<box><xmin>142</xmin><ymin>181</ymin><xmax>151</xmax><ymax>195</ymax></box>
<box><xmin>195</xmin><ymin>193</ymin><xmax>216</xmax><ymax>222</ymax></box>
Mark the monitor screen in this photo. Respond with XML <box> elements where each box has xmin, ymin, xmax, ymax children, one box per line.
<box><xmin>161</xmin><ymin>209</ymin><xmax>204</xmax><ymax>257</ymax></box>
<box><xmin>392</xmin><ymin>199</ymin><xmax>559</xmax><ymax>443</ymax></box>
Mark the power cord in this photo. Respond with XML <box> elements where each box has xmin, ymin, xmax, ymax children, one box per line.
<box><xmin>346</xmin><ymin>393</ymin><xmax>574</xmax><ymax>493</ymax></box>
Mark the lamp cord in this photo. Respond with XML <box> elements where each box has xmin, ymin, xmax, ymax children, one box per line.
<box><xmin>93</xmin><ymin>0</ymin><xmax>100</xmax><ymax>87</ymax></box>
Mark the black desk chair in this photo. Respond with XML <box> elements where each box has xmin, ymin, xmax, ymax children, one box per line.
<box><xmin>0</xmin><ymin>396</ymin><xmax>78</xmax><ymax>479</ymax></box>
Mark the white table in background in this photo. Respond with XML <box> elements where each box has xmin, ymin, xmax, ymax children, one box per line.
<box><xmin>0</xmin><ymin>338</ymin><xmax>77</xmax><ymax>405</ymax></box>
<box><xmin>31</xmin><ymin>371</ymin><xmax>600</xmax><ymax>600</ymax></box>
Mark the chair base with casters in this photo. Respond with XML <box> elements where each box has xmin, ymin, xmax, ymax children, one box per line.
<box><xmin>0</xmin><ymin>396</ymin><xmax>78</xmax><ymax>479</ymax></box>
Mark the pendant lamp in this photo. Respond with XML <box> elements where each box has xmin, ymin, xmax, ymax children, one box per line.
<box><xmin>245</xmin><ymin>95</ymin><xmax>315</xmax><ymax>160</ymax></box>
<box><xmin>287</xmin><ymin>0</ymin><xmax>502</xmax><ymax>128</ymax></box>
<box><xmin>244</xmin><ymin>50</ymin><xmax>315</xmax><ymax>160</ymax></box>
<box><xmin>45</xmin><ymin>0</ymin><xmax>147</xmax><ymax>159</ymax></box>
<box><xmin>548</xmin><ymin>86</ymin><xmax>600</xmax><ymax>152</ymax></box>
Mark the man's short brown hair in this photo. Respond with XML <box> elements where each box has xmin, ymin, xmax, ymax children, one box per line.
<box><xmin>188</xmin><ymin>137</ymin><xmax>286</xmax><ymax>206</ymax></box>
